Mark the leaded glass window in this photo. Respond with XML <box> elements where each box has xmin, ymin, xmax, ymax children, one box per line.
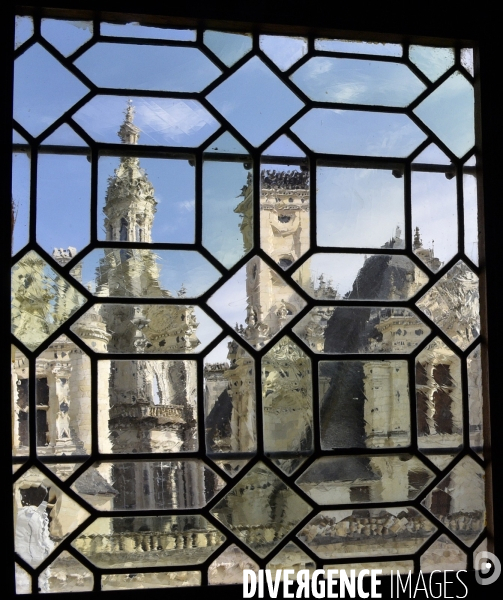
<box><xmin>10</xmin><ymin>10</ymin><xmax>489</xmax><ymax>594</ymax></box>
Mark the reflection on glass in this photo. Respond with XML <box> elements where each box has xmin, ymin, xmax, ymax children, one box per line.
<box><xmin>413</xmin><ymin>72</ymin><xmax>475</xmax><ymax>158</ymax></box>
<box><xmin>37</xmin><ymin>154</ymin><xmax>90</xmax><ymax>254</ymax></box>
<box><xmin>409</xmin><ymin>46</ymin><xmax>454</xmax><ymax>82</ymax></box>
<box><xmin>317</xmin><ymin>167</ymin><xmax>404</xmax><ymax>248</ymax></box>
<box><xmin>15</xmin><ymin>564</ymin><xmax>31</xmax><ymax>594</ymax></box>
<box><xmin>72</xmin><ymin>516</ymin><xmax>225</xmax><ymax>568</ymax></box>
<box><xmin>204</xmin><ymin>337</ymin><xmax>256</xmax><ymax>456</ymax></box>
<box><xmin>74</xmin><ymin>249</ymin><xmax>219</xmax><ymax>298</ymax></box>
<box><xmin>73</xmin><ymin>95</ymin><xmax>219</xmax><ymax>146</ymax></box>
<box><xmin>12</xmin><ymin>151</ymin><xmax>30</xmax><ymax>256</ymax></box>
<box><xmin>292</xmin><ymin>109</ymin><xmax>426</xmax><ymax>156</ymax></box>
<box><xmin>420</xmin><ymin>534</ymin><xmax>466</xmax><ymax>573</ymax></box>
<box><xmin>41</xmin><ymin>19</ymin><xmax>93</xmax><ymax>56</ymax></box>
<box><xmin>208</xmin><ymin>257</ymin><xmax>306</xmax><ymax>349</ymax></box>
<box><xmin>15</xmin><ymin>16</ymin><xmax>33</xmax><ymax>49</ymax></box>
<box><xmin>422</xmin><ymin>456</ymin><xmax>485</xmax><ymax>546</ymax></box>
<box><xmin>72</xmin><ymin>304</ymin><xmax>221</xmax><ymax>354</ymax></box>
<box><xmin>294</xmin><ymin>307</ymin><xmax>430</xmax><ymax>354</ymax></box>
<box><xmin>76</xmin><ymin>44</ymin><xmax>221</xmax><ymax>91</ymax></box>
<box><xmin>292</xmin><ymin>58</ymin><xmax>425</xmax><ymax>106</ymax></box>
<box><xmin>293</xmin><ymin>254</ymin><xmax>428</xmax><ymax>301</ymax></box>
<box><xmin>461</xmin><ymin>48</ymin><xmax>474</xmax><ymax>77</ymax></box>
<box><xmin>319</xmin><ymin>361</ymin><xmax>410</xmax><ymax>450</ymax></box>
<box><xmin>416</xmin><ymin>260</ymin><xmax>480</xmax><ymax>350</ymax></box>
<box><xmin>12</xmin><ymin>346</ymin><xmax>29</xmax><ymax>457</ymax></box>
<box><xmin>208</xmin><ymin>545</ymin><xmax>259</xmax><ymax>585</ymax></box>
<box><xmin>14</xmin><ymin>44</ymin><xmax>89</xmax><ymax>137</ymax></box>
<box><xmin>411</xmin><ymin>171</ymin><xmax>457</xmax><ymax>271</ymax></box>
<box><xmin>314</xmin><ymin>39</ymin><xmax>402</xmax><ymax>56</ymax></box>
<box><xmin>203</xmin><ymin>161</ymin><xmax>252</xmax><ymax>268</ymax></box>
<box><xmin>297</xmin><ymin>455</ymin><xmax>434</xmax><ymax>504</ymax></box>
<box><xmin>415</xmin><ymin>338</ymin><xmax>462</xmax><ymax>455</ymax></box>
<box><xmin>12</xmin><ymin>251</ymin><xmax>87</xmax><ymax>351</ymax></box>
<box><xmin>101</xmin><ymin>572</ymin><xmax>201</xmax><ymax>590</ymax></box>
<box><xmin>42</xmin><ymin>123</ymin><xmax>87</xmax><ymax>146</ymax></box>
<box><xmin>266</xmin><ymin>542</ymin><xmax>316</xmax><ymax>580</ymax></box>
<box><xmin>204</xmin><ymin>131</ymin><xmax>247</xmax><ymax>154</ymax></box>
<box><xmin>262</xmin><ymin>337</ymin><xmax>313</xmax><ymax>472</ymax></box>
<box><xmin>464</xmin><ymin>170</ymin><xmax>479</xmax><ymax>265</ymax></box>
<box><xmin>207</xmin><ymin>56</ymin><xmax>304</xmax><ymax>147</ymax></box>
<box><xmin>298</xmin><ymin>507</ymin><xmax>436</xmax><ymax>559</ymax></box>
<box><xmin>101</xmin><ymin>22</ymin><xmax>196</xmax><ymax>41</ymax></box>
<box><xmin>97</xmin><ymin>359</ymin><xmax>198</xmax><ymax>454</ymax></box>
<box><xmin>43</xmin><ymin>462</ymin><xmax>84</xmax><ymax>482</ymax></box>
<box><xmin>210</xmin><ymin>462</ymin><xmax>311</xmax><ymax>558</ymax></box>
<box><xmin>467</xmin><ymin>345</ymin><xmax>483</xmax><ymax>456</ymax></box>
<box><xmin>259</xmin><ymin>35</ymin><xmax>308</xmax><ymax>71</ymax></box>
<box><xmin>263</xmin><ymin>134</ymin><xmax>305</xmax><ymax>157</ymax></box>
<box><xmin>413</xmin><ymin>143</ymin><xmax>450</xmax><ymax>164</ymax></box>
<box><xmin>35</xmin><ymin>336</ymin><xmax>92</xmax><ymax>456</ymax></box>
<box><xmin>204</xmin><ymin>30</ymin><xmax>252</xmax><ymax>67</ymax></box>
<box><xmin>14</xmin><ymin>467</ymin><xmax>90</xmax><ymax>567</ymax></box>
<box><xmin>72</xmin><ymin>460</ymin><xmax>223</xmax><ymax>510</ymax></box>
<box><xmin>39</xmin><ymin>551</ymin><xmax>93</xmax><ymax>593</ymax></box>
<box><xmin>260</xmin><ymin>166</ymin><xmax>310</xmax><ymax>269</ymax></box>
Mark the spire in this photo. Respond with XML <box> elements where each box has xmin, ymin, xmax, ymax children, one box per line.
<box><xmin>413</xmin><ymin>226</ymin><xmax>422</xmax><ymax>250</ymax></box>
<box><xmin>118</xmin><ymin>99</ymin><xmax>141</xmax><ymax>145</ymax></box>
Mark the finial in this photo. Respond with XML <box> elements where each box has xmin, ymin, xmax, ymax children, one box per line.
<box><xmin>118</xmin><ymin>99</ymin><xmax>141</xmax><ymax>145</ymax></box>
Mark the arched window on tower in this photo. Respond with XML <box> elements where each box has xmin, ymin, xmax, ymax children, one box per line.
<box><xmin>120</xmin><ymin>218</ymin><xmax>128</xmax><ymax>242</ymax></box>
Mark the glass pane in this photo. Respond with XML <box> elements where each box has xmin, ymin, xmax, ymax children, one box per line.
<box><xmin>15</xmin><ymin>563</ymin><xmax>31</xmax><ymax>594</ymax></box>
<box><xmin>96</xmin><ymin>359</ymin><xmax>198</xmax><ymax>453</ymax></box>
<box><xmin>411</xmin><ymin>171</ymin><xmax>457</xmax><ymax>272</ymax></box>
<box><xmin>12</xmin><ymin>251</ymin><xmax>87</xmax><ymax>351</ymax></box>
<box><xmin>73</xmin><ymin>249</ymin><xmax>220</xmax><ymax>298</ymax></box>
<box><xmin>41</xmin><ymin>123</ymin><xmax>87</xmax><ymax>146</ymax></box>
<box><xmin>416</xmin><ymin>260</ymin><xmax>480</xmax><ymax>350</ymax></box>
<box><xmin>72</xmin><ymin>516</ymin><xmax>225</xmax><ymax>568</ymax></box>
<box><xmin>204</xmin><ymin>131</ymin><xmax>248</xmax><ymax>154</ymax></box>
<box><xmin>296</xmin><ymin>455</ymin><xmax>434</xmax><ymax>503</ymax></box>
<box><xmin>259</xmin><ymin>35</ymin><xmax>308</xmax><ymax>71</ymax></box>
<box><xmin>101</xmin><ymin>572</ymin><xmax>201</xmax><ymax>590</ymax></box>
<box><xmin>413</xmin><ymin>143</ymin><xmax>450</xmax><ymax>164</ymax></box>
<box><xmin>263</xmin><ymin>134</ymin><xmax>305</xmax><ymax>157</ymax></box>
<box><xmin>37</xmin><ymin>154</ymin><xmax>90</xmax><ymax>255</ymax></box>
<box><xmin>73</xmin><ymin>96</ymin><xmax>219</xmax><ymax>146</ymax></box>
<box><xmin>467</xmin><ymin>345</ymin><xmax>483</xmax><ymax>456</ymax></box>
<box><xmin>293</xmin><ymin>307</ymin><xmax>430</xmax><ymax>354</ymax></box>
<box><xmin>101</xmin><ymin>22</ymin><xmax>196</xmax><ymax>41</ymax></box>
<box><xmin>14</xmin><ymin>466</ymin><xmax>90</xmax><ymax>567</ymax></box>
<box><xmin>298</xmin><ymin>507</ymin><xmax>436</xmax><ymax>559</ymax></box>
<box><xmin>210</xmin><ymin>462</ymin><xmax>311</xmax><ymax>558</ymax></box>
<box><xmin>413</xmin><ymin>72</ymin><xmax>475</xmax><ymax>158</ymax></box>
<box><xmin>208</xmin><ymin>545</ymin><xmax>259</xmax><ymax>585</ymax></box>
<box><xmin>204</xmin><ymin>337</ymin><xmax>257</xmax><ymax>456</ymax></box>
<box><xmin>314</xmin><ymin>38</ymin><xmax>402</xmax><ymax>56</ymax></box>
<box><xmin>76</xmin><ymin>43</ymin><xmax>221</xmax><ymax>91</ymax></box>
<box><xmin>12</xmin><ymin>151</ymin><xmax>30</xmax><ymax>256</ymax></box>
<box><xmin>319</xmin><ymin>360</ymin><xmax>410</xmax><ymax>449</ymax></box>
<box><xmin>39</xmin><ymin>551</ymin><xmax>93</xmax><ymax>593</ymax></box>
<box><xmin>72</xmin><ymin>460</ymin><xmax>223</xmax><ymax>509</ymax></box>
<box><xmin>409</xmin><ymin>46</ymin><xmax>455</xmax><ymax>82</ymax></box>
<box><xmin>266</xmin><ymin>542</ymin><xmax>316</xmax><ymax>579</ymax></box>
<box><xmin>208</xmin><ymin>257</ymin><xmax>307</xmax><ymax>349</ymax></box>
<box><xmin>291</xmin><ymin>58</ymin><xmax>425</xmax><ymax>106</ymax></box>
<box><xmin>15</xmin><ymin>16</ymin><xmax>33</xmax><ymax>49</ymax></box>
<box><xmin>35</xmin><ymin>338</ymin><xmax>92</xmax><ymax>456</ymax></box>
<box><xmin>420</xmin><ymin>535</ymin><xmax>466</xmax><ymax>573</ymax></box>
<box><xmin>415</xmin><ymin>338</ymin><xmax>463</xmax><ymax>456</ymax></box>
<box><xmin>262</xmin><ymin>337</ymin><xmax>313</xmax><ymax>470</ymax></box>
<box><xmin>293</xmin><ymin>253</ymin><xmax>428</xmax><ymax>300</ymax></box>
<box><xmin>317</xmin><ymin>166</ymin><xmax>405</xmax><ymax>248</ymax></box>
<box><xmin>14</xmin><ymin>44</ymin><xmax>89</xmax><ymax>137</ymax></box>
<box><xmin>207</xmin><ymin>56</ymin><xmax>304</xmax><ymax>147</ymax></box>
<box><xmin>12</xmin><ymin>345</ymin><xmax>29</xmax><ymax>457</ymax></box>
<box><xmin>203</xmin><ymin>31</ymin><xmax>252</xmax><ymax>67</ymax></box>
<box><xmin>464</xmin><ymin>167</ymin><xmax>479</xmax><ymax>265</ymax></box>
<box><xmin>43</xmin><ymin>462</ymin><xmax>84</xmax><ymax>481</ymax></box>
<box><xmin>292</xmin><ymin>109</ymin><xmax>426</xmax><ymax>156</ymax></box>
<box><xmin>41</xmin><ymin>19</ymin><xmax>93</xmax><ymax>56</ymax></box>
<box><xmin>421</xmin><ymin>456</ymin><xmax>485</xmax><ymax>546</ymax></box>
<box><xmin>326</xmin><ymin>562</ymin><xmax>414</xmax><ymax>577</ymax></box>
<box><xmin>212</xmin><ymin>459</ymin><xmax>250</xmax><ymax>478</ymax></box>
<box><xmin>203</xmin><ymin>161</ymin><xmax>252</xmax><ymax>268</ymax></box>
<box><xmin>461</xmin><ymin>48</ymin><xmax>474</xmax><ymax>77</ymax></box>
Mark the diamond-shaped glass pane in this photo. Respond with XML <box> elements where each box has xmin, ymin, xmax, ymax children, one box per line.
<box><xmin>204</xmin><ymin>31</ymin><xmax>252</xmax><ymax>67</ymax></box>
<box><xmin>41</xmin><ymin>19</ymin><xmax>93</xmax><ymax>57</ymax></box>
<box><xmin>291</xmin><ymin>58</ymin><xmax>425</xmax><ymax>106</ymax></box>
<box><xmin>260</xmin><ymin>36</ymin><xmax>307</xmax><ymax>71</ymax></box>
<box><xmin>208</xmin><ymin>257</ymin><xmax>307</xmax><ymax>349</ymax></box>
<box><xmin>39</xmin><ymin>550</ymin><xmax>93</xmax><ymax>593</ymax></box>
<box><xmin>420</xmin><ymin>534</ymin><xmax>466</xmax><ymax>573</ymax></box>
<box><xmin>14</xmin><ymin>467</ymin><xmax>90</xmax><ymax>567</ymax></box>
<box><xmin>266</xmin><ymin>541</ymin><xmax>316</xmax><ymax>579</ymax></box>
<box><xmin>72</xmin><ymin>515</ymin><xmax>225</xmax><ymax>568</ymax></box>
<box><xmin>422</xmin><ymin>456</ymin><xmax>485</xmax><ymax>546</ymax></box>
<box><xmin>14</xmin><ymin>44</ymin><xmax>89</xmax><ymax>137</ymax></box>
<box><xmin>210</xmin><ymin>462</ymin><xmax>312</xmax><ymax>558</ymax></box>
<box><xmin>298</xmin><ymin>507</ymin><xmax>436</xmax><ymax>559</ymax></box>
<box><xmin>12</xmin><ymin>251</ymin><xmax>87</xmax><ymax>351</ymax></box>
<box><xmin>207</xmin><ymin>56</ymin><xmax>304</xmax><ymax>147</ymax></box>
<box><xmin>208</xmin><ymin>544</ymin><xmax>259</xmax><ymax>585</ymax></box>
<box><xmin>416</xmin><ymin>260</ymin><xmax>480</xmax><ymax>350</ymax></box>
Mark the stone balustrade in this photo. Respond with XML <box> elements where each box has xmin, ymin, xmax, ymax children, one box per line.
<box><xmin>109</xmin><ymin>404</ymin><xmax>184</xmax><ymax>422</ymax></box>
